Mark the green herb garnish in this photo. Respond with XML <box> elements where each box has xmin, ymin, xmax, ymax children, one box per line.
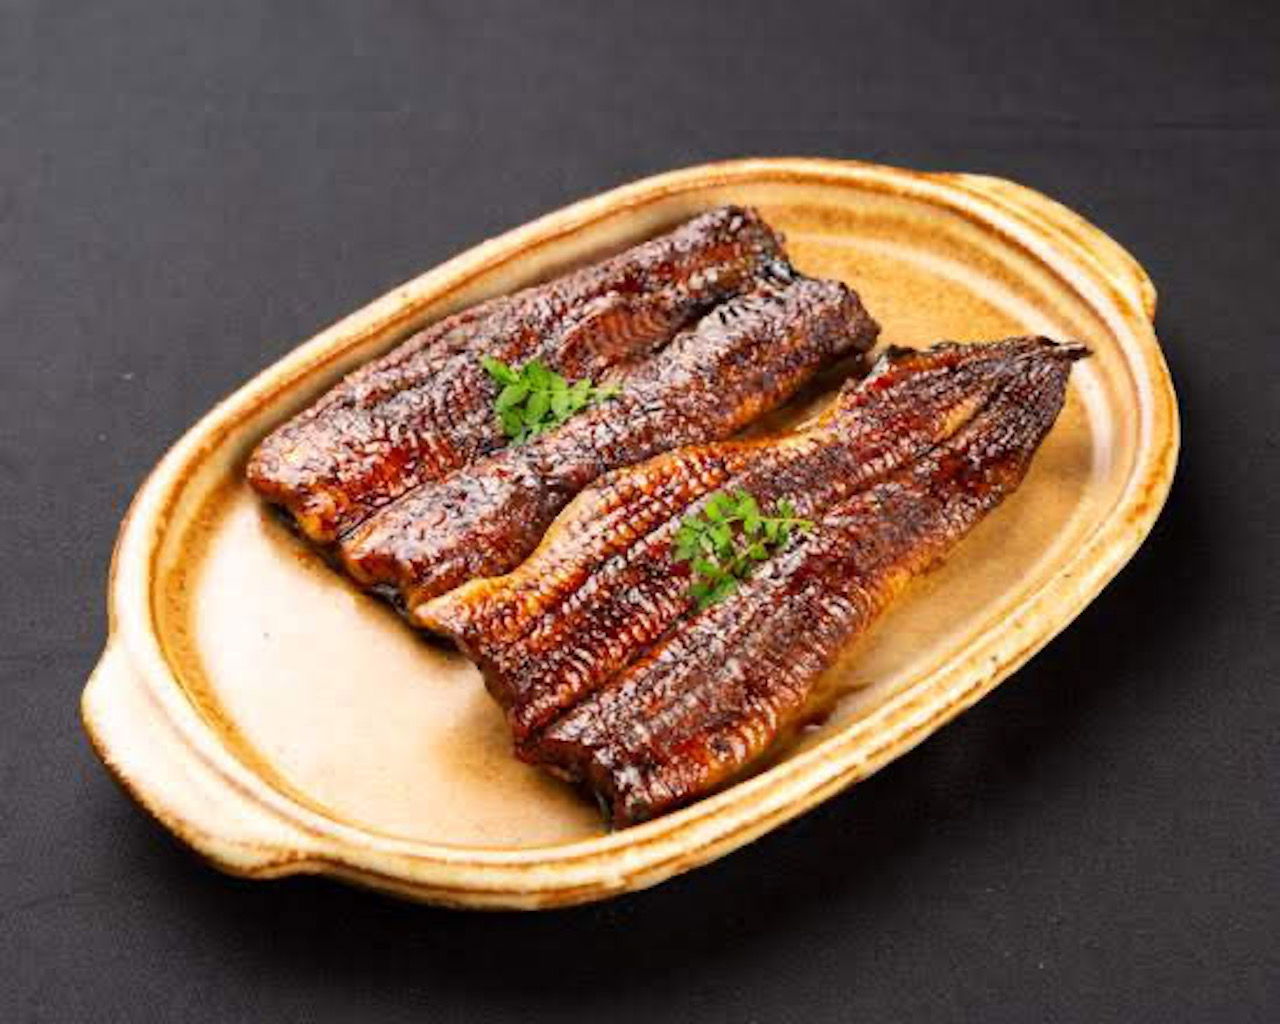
<box><xmin>672</xmin><ymin>490</ymin><xmax>813</xmax><ymax>609</ymax></box>
<box><xmin>482</xmin><ymin>356</ymin><xmax>619</xmax><ymax>444</ymax></box>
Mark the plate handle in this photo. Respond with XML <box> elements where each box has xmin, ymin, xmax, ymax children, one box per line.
<box><xmin>82</xmin><ymin>644</ymin><xmax>322</xmax><ymax>878</ymax></box>
<box><xmin>949</xmin><ymin>172</ymin><xmax>1157</xmax><ymax>322</ymax></box>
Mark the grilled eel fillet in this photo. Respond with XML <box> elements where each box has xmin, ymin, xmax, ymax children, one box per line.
<box><xmin>246</xmin><ymin>206</ymin><xmax>788</xmax><ymax>543</ymax></box>
<box><xmin>421</xmin><ymin>338</ymin><xmax>1086</xmax><ymax>826</ymax></box>
<box><xmin>341</xmin><ymin>275</ymin><xmax>878</xmax><ymax>610</ymax></box>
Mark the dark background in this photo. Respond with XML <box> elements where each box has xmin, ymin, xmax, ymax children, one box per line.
<box><xmin>3</xmin><ymin>1</ymin><xmax>1277</xmax><ymax>1020</ymax></box>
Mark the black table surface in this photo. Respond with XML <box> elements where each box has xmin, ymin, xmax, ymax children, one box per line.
<box><xmin>4</xmin><ymin>2</ymin><xmax>1277</xmax><ymax>1020</ymax></box>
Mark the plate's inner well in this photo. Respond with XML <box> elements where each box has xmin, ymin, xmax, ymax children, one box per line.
<box><xmin>155</xmin><ymin>185</ymin><xmax>1126</xmax><ymax>848</ymax></box>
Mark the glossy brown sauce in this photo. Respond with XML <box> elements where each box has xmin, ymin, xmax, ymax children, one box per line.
<box><xmin>156</xmin><ymin>205</ymin><xmax>1113</xmax><ymax>848</ymax></box>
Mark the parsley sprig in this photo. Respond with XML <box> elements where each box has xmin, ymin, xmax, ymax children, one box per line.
<box><xmin>482</xmin><ymin>356</ymin><xmax>620</xmax><ymax>444</ymax></box>
<box><xmin>673</xmin><ymin>489</ymin><xmax>813</xmax><ymax>609</ymax></box>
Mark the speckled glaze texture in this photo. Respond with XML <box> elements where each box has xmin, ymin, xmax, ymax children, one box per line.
<box><xmin>82</xmin><ymin>159</ymin><xmax>1177</xmax><ymax>909</ymax></box>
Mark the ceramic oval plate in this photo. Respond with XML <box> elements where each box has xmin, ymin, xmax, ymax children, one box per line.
<box><xmin>83</xmin><ymin>158</ymin><xmax>1177</xmax><ymax>909</ymax></box>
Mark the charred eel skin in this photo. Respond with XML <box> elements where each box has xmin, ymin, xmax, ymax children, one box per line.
<box><xmin>246</xmin><ymin>205</ymin><xmax>788</xmax><ymax>543</ymax></box>
<box><xmin>421</xmin><ymin>338</ymin><xmax>1086</xmax><ymax>826</ymax></box>
<box><xmin>341</xmin><ymin>274</ymin><xmax>879</xmax><ymax>609</ymax></box>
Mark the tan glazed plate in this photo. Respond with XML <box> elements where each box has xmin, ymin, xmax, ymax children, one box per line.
<box><xmin>82</xmin><ymin>158</ymin><xmax>1178</xmax><ymax>909</ymax></box>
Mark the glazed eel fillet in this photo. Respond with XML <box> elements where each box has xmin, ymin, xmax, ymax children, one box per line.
<box><xmin>247</xmin><ymin>205</ymin><xmax>790</xmax><ymax>543</ymax></box>
<box><xmin>342</xmin><ymin>274</ymin><xmax>878</xmax><ymax>609</ymax></box>
<box><xmin>421</xmin><ymin>338</ymin><xmax>1086</xmax><ymax>826</ymax></box>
